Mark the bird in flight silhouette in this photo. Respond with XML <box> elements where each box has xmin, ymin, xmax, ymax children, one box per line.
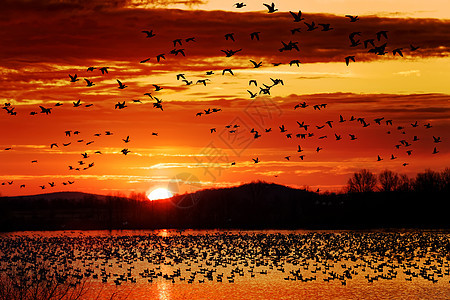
<box><xmin>345</xmin><ymin>15</ymin><xmax>359</xmax><ymax>22</ymax></box>
<box><xmin>69</xmin><ymin>74</ymin><xmax>79</xmax><ymax>82</ymax></box>
<box><xmin>263</xmin><ymin>3</ymin><xmax>277</xmax><ymax>13</ymax></box>
<box><xmin>117</xmin><ymin>80</ymin><xmax>127</xmax><ymax>89</ymax></box>
<box><xmin>289</xmin><ymin>11</ymin><xmax>304</xmax><ymax>22</ymax></box>
<box><xmin>142</xmin><ymin>30</ymin><xmax>155</xmax><ymax>38</ymax></box>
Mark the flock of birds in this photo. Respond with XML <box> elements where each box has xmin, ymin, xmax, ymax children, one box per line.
<box><xmin>0</xmin><ymin>2</ymin><xmax>444</xmax><ymax>193</ymax></box>
<box><xmin>1</xmin><ymin>231</ymin><xmax>450</xmax><ymax>296</ymax></box>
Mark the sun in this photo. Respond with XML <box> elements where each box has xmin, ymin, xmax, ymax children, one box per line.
<box><xmin>147</xmin><ymin>188</ymin><xmax>173</xmax><ymax>201</ymax></box>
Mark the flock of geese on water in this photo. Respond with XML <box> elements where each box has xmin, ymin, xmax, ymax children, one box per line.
<box><xmin>0</xmin><ymin>2</ymin><xmax>443</xmax><ymax>192</ymax></box>
<box><xmin>1</xmin><ymin>231</ymin><xmax>450</xmax><ymax>290</ymax></box>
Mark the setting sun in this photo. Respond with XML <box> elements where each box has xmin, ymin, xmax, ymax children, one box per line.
<box><xmin>147</xmin><ymin>188</ymin><xmax>173</xmax><ymax>201</ymax></box>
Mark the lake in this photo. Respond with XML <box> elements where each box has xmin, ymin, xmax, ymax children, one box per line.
<box><xmin>1</xmin><ymin>230</ymin><xmax>450</xmax><ymax>299</ymax></box>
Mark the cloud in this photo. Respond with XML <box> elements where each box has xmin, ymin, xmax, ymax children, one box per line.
<box><xmin>0</xmin><ymin>8</ymin><xmax>449</xmax><ymax>71</ymax></box>
<box><xmin>394</xmin><ymin>70</ymin><xmax>421</xmax><ymax>76</ymax></box>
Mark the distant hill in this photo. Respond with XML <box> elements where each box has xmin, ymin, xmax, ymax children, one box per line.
<box><xmin>1</xmin><ymin>191</ymin><xmax>108</xmax><ymax>202</ymax></box>
<box><xmin>0</xmin><ymin>181</ymin><xmax>449</xmax><ymax>231</ymax></box>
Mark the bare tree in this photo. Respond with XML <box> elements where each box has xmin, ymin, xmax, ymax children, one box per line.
<box><xmin>379</xmin><ymin>169</ymin><xmax>399</xmax><ymax>192</ymax></box>
<box><xmin>414</xmin><ymin>169</ymin><xmax>441</xmax><ymax>192</ymax></box>
<box><xmin>397</xmin><ymin>174</ymin><xmax>413</xmax><ymax>192</ymax></box>
<box><xmin>346</xmin><ymin>169</ymin><xmax>377</xmax><ymax>193</ymax></box>
<box><xmin>440</xmin><ymin>167</ymin><xmax>450</xmax><ymax>192</ymax></box>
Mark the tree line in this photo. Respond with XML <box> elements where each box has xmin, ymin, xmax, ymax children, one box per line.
<box><xmin>346</xmin><ymin>168</ymin><xmax>450</xmax><ymax>193</ymax></box>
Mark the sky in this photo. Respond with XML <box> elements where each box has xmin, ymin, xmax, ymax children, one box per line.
<box><xmin>0</xmin><ymin>0</ymin><xmax>449</xmax><ymax>197</ymax></box>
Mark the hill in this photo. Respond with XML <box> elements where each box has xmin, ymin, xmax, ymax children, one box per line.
<box><xmin>0</xmin><ymin>181</ymin><xmax>449</xmax><ymax>231</ymax></box>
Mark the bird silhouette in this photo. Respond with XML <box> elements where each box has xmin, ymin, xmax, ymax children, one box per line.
<box><xmin>99</xmin><ymin>67</ymin><xmax>109</xmax><ymax>74</ymax></box>
<box><xmin>69</xmin><ymin>74</ymin><xmax>79</xmax><ymax>82</ymax></box>
<box><xmin>84</xmin><ymin>79</ymin><xmax>94</xmax><ymax>87</ymax></box>
<box><xmin>345</xmin><ymin>15</ymin><xmax>359</xmax><ymax>22</ymax></box>
<box><xmin>393</xmin><ymin>48</ymin><xmax>403</xmax><ymax>57</ymax></box>
<box><xmin>234</xmin><ymin>2</ymin><xmax>246</xmax><ymax>8</ymax></box>
<box><xmin>253</xmin><ymin>157</ymin><xmax>260</xmax><ymax>163</ymax></box>
<box><xmin>156</xmin><ymin>54</ymin><xmax>166</xmax><ymax>62</ymax></box>
<box><xmin>410</xmin><ymin>44</ymin><xmax>420</xmax><ymax>51</ymax></box>
<box><xmin>173</xmin><ymin>38</ymin><xmax>182</xmax><ymax>47</ymax></box>
<box><xmin>289</xmin><ymin>11</ymin><xmax>304</xmax><ymax>22</ymax></box>
<box><xmin>39</xmin><ymin>106</ymin><xmax>52</xmax><ymax>114</ymax></box>
<box><xmin>73</xmin><ymin>99</ymin><xmax>82</xmax><ymax>107</ymax></box>
<box><xmin>87</xmin><ymin>67</ymin><xmax>96</xmax><ymax>72</ymax></box>
<box><xmin>263</xmin><ymin>3</ymin><xmax>277</xmax><ymax>13</ymax></box>
<box><xmin>376</xmin><ymin>30</ymin><xmax>388</xmax><ymax>41</ymax></box>
<box><xmin>221</xmin><ymin>49</ymin><xmax>241</xmax><ymax>57</ymax></box>
<box><xmin>222</xmin><ymin>69</ymin><xmax>234</xmax><ymax>75</ymax></box>
<box><xmin>115</xmin><ymin>101</ymin><xmax>127</xmax><ymax>109</ymax></box>
<box><xmin>289</xmin><ymin>59</ymin><xmax>301</xmax><ymax>67</ymax></box>
<box><xmin>225</xmin><ymin>33</ymin><xmax>235</xmax><ymax>41</ymax></box>
<box><xmin>121</xmin><ymin>148</ymin><xmax>130</xmax><ymax>155</ymax></box>
<box><xmin>247</xmin><ymin>90</ymin><xmax>257</xmax><ymax>98</ymax></box>
<box><xmin>142</xmin><ymin>30</ymin><xmax>155</xmax><ymax>38</ymax></box>
<box><xmin>345</xmin><ymin>56</ymin><xmax>355</xmax><ymax>66</ymax></box>
<box><xmin>432</xmin><ymin>147</ymin><xmax>439</xmax><ymax>154</ymax></box>
<box><xmin>304</xmin><ymin>21</ymin><xmax>318</xmax><ymax>31</ymax></box>
<box><xmin>250</xmin><ymin>32</ymin><xmax>260</xmax><ymax>40</ymax></box>
<box><xmin>250</xmin><ymin>60</ymin><xmax>262</xmax><ymax>68</ymax></box>
<box><xmin>433</xmin><ymin>136</ymin><xmax>441</xmax><ymax>143</ymax></box>
<box><xmin>117</xmin><ymin>80</ymin><xmax>127</xmax><ymax>89</ymax></box>
<box><xmin>377</xmin><ymin>155</ymin><xmax>383</xmax><ymax>161</ymax></box>
<box><xmin>364</xmin><ymin>39</ymin><xmax>375</xmax><ymax>48</ymax></box>
<box><xmin>196</xmin><ymin>79</ymin><xmax>209</xmax><ymax>86</ymax></box>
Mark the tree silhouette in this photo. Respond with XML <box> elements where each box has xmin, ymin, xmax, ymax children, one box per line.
<box><xmin>346</xmin><ymin>169</ymin><xmax>377</xmax><ymax>193</ymax></box>
<box><xmin>414</xmin><ymin>169</ymin><xmax>441</xmax><ymax>192</ymax></box>
<box><xmin>379</xmin><ymin>169</ymin><xmax>399</xmax><ymax>192</ymax></box>
<box><xmin>397</xmin><ymin>174</ymin><xmax>413</xmax><ymax>192</ymax></box>
<box><xmin>440</xmin><ymin>167</ymin><xmax>450</xmax><ymax>192</ymax></box>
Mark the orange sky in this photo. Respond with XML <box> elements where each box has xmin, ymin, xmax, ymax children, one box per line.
<box><xmin>0</xmin><ymin>0</ymin><xmax>449</xmax><ymax>196</ymax></box>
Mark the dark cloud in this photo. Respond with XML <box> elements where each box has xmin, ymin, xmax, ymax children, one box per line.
<box><xmin>0</xmin><ymin>8</ymin><xmax>449</xmax><ymax>70</ymax></box>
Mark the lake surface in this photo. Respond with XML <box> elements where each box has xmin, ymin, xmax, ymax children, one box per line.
<box><xmin>1</xmin><ymin>230</ymin><xmax>450</xmax><ymax>299</ymax></box>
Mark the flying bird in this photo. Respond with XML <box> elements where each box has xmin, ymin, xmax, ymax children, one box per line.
<box><xmin>376</xmin><ymin>30</ymin><xmax>388</xmax><ymax>41</ymax></box>
<box><xmin>69</xmin><ymin>74</ymin><xmax>79</xmax><ymax>82</ymax></box>
<box><xmin>99</xmin><ymin>67</ymin><xmax>109</xmax><ymax>74</ymax></box>
<box><xmin>304</xmin><ymin>21</ymin><xmax>318</xmax><ymax>31</ymax></box>
<box><xmin>224</xmin><ymin>33</ymin><xmax>235</xmax><ymax>41</ymax></box>
<box><xmin>117</xmin><ymin>80</ymin><xmax>127</xmax><ymax>89</ymax></box>
<box><xmin>84</xmin><ymin>79</ymin><xmax>94</xmax><ymax>87</ymax></box>
<box><xmin>142</xmin><ymin>30</ymin><xmax>155</xmax><ymax>38</ymax></box>
<box><xmin>289</xmin><ymin>11</ymin><xmax>304</xmax><ymax>22</ymax></box>
<box><xmin>263</xmin><ymin>3</ymin><xmax>277</xmax><ymax>13</ymax></box>
<box><xmin>393</xmin><ymin>48</ymin><xmax>403</xmax><ymax>57</ymax></box>
<box><xmin>222</xmin><ymin>69</ymin><xmax>234</xmax><ymax>75</ymax></box>
<box><xmin>250</xmin><ymin>60</ymin><xmax>262</xmax><ymax>68</ymax></box>
<box><xmin>250</xmin><ymin>32</ymin><xmax>260</xmax><ymax>40</ymax></box>
<box><xmin>345</xmin><ymin>15</ymin><xmax>359</xmax><ymax>22</ymax></box>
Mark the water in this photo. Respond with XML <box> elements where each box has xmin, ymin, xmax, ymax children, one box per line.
<box><xmin>1</xmin><ymin>230</ymin><xmax>450</xmax><ymax>299</ymax></box>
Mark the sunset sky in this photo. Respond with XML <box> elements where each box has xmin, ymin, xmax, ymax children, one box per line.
<box><xmin>0</xmin><ymin>0</ymin><xmax>449</xmax><ymax>197</ymax></box>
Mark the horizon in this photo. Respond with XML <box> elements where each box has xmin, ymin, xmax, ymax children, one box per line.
<box><xmin>1</xmin><ymin>0</ymin><xmax>449</xmax><ymax>197</ymax></box>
